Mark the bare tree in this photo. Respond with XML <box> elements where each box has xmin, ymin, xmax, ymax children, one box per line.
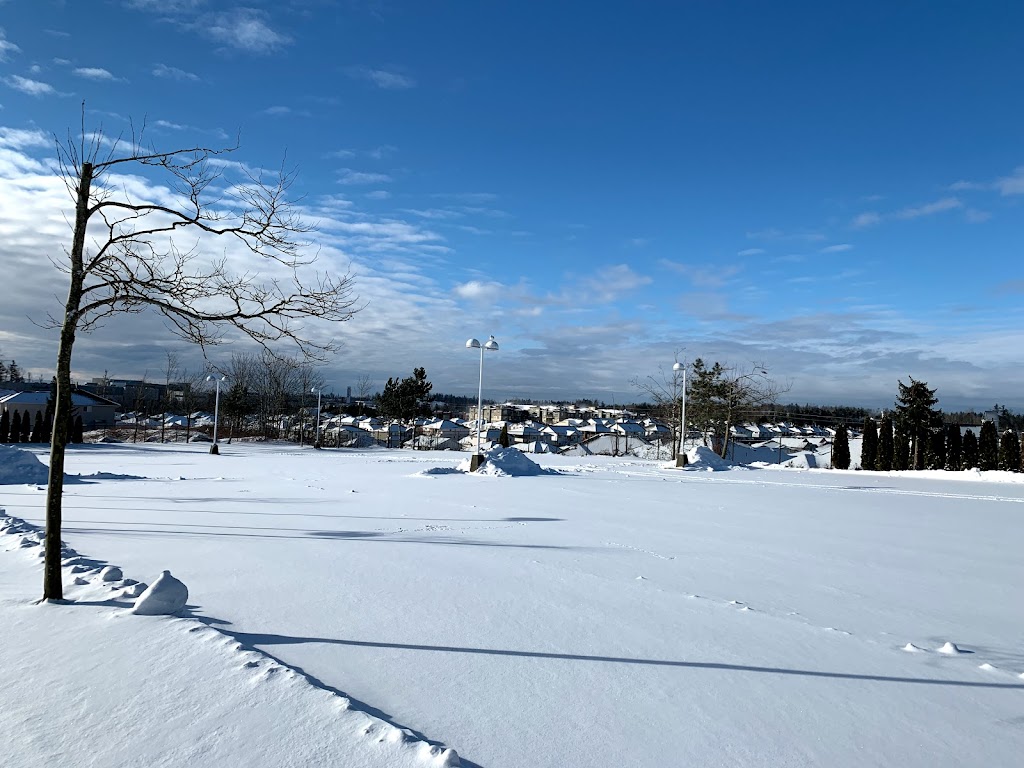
<box><xmin>630</xmin><ymin>350</ymin><xmax>686</xmax><ymax>459</ymax></box>
<box><xmin>42</xmin><ymin>119</ymin><xmax>359</xmax><ymax>601</ymax></box>
<box><xmin>161</xmin><ymin>350</ymin><xmax>180</xmax><ymax>443</ymax></box>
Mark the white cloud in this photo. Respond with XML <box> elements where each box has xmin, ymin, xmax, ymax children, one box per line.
<box><xmin>126</xmin><ymin>0</ymin><xmax>204</xmax><ymax>10</ymax></box>
<box><xmin>365</xmin><ymin>190</ymin><xmax>390</xmax><ymax>200</ymax></box>
<box><xmin>401</xmin><ymin>208</ymin><xmax>463</xmax><ymax>220</ymax></box>
<box><xmin>737</xmin><ymin>248</ymin><xmax>765</xmax><ymax>256</ymax></box>
<box><xmin>199</xmin><ymin>9</ymin><xmax>292</xmax><ymax>54</ymax></box>
<box><xmin>152</xmin><ymin>63</ymin><xmax>201</xmax><ymax>82</ymax></box>
<box><xmin>347</xmin><ymin>67</ymin><xmax>416</xmax><ymax>90</ymax></box>
<box><xmin>453</xmin><ymin>280</ymin><xmax>506</xmax><ymax>302</ymax></box>
<box><xmin>965</xmin><ymin>208</ymin><xmax>992</xmax><ymax>223</ymax></box>
<box><xmin>338</xmin><ymin>169</ymin><xmax>392</xmax><ymax>185</ymax></box>
<box><xmin>73</xmin><ymin>67</ymin><xmax>120</xmax><ymax>81</ymax></box>
<box><xmin>994</xmin><ymin>166</ymin><xmax>1024</xmax><ymax>196</ymax></box>
<box><xmin>0</xmin><ymin>28</ymin><xmax>20</xmax><ymax>61</ymax></box>
<box><xmin>3</xmin><ymin>75</ymin><xmax>56</xmax><ymax>96</ymax></box>
<box><xmin>261</xmin><ymin>105</ymin><xmax>292</xmax><ymax>116</ymax></box>
<box><xmin>851</xmin><ymin>211</ymin><xmax>881</xmax><ymax>228</ymax></box>
<box><xmin>819</xmin><ymin>243</ymin><xmax>853</xmax><ymax>254</ymax></box>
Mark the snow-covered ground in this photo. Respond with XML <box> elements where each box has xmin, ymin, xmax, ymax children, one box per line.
<box><xmin>3</xmin><ymin>443</ymin><xmax>1023</xmax><ymax>767</ymax></box>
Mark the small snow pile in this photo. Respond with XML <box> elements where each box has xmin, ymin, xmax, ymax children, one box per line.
<box><xmin>133</xmin><ymin>570</ymin><xmax>189</xmax><ymax>615</ymax></box>
<box><xmin>937</xmin><ymin>641</ymin><xmax>966</xmax><ymax>655</ymax></box>
<box><xmin>0</xmin><ymin>445</ymin><xmax>51</xmax><ymax>485</ymax></box>
<box><xmin>902</xmin><ymin>643</ymin><xmax>926</xmax><ymax>653</ymax></box>
<box><xmin>456</xmin><ymin>447</ymin><xmax>548</xmax><ymax>476</ymax></box>
<box><xmin>682</xmin><ymin>446</ymin><xmax>735</xmax><ymax>472</ymax></box>
<box><xmin>100</xmin><ymin>566</ymin><xmax>123</xmax><ymax>581</ymax></box>
<box><xmin>782</xmin><ymin>452</ymin><xmax>819</xmax><ymax>469</ymax></box>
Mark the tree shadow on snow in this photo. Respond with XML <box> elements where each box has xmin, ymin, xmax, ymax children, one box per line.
<box><xmin>215</xmin><ymin>630</ymin><xmax>1024</xmax><ymax>692</ymax></box>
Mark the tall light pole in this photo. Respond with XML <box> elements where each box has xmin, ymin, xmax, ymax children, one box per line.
<box><xmin>466</xmin><ymin>335</ymin><xmax>499</xmax><ymax>470</ymax></box>
<box><xmin>311</xmin><ymin>385</ymin><xmax>324</xmax><ymax>449</ymax></box>
<box><xmin>672</xmin><ymin>362</ymin><xmax>687</xmax><ymax>466</ymax></box>
<box><xmin>205</xmin><ymin>374</ymin><xmax>226</xmax><ymax>455</ymax></box>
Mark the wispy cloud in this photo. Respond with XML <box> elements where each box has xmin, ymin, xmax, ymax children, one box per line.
<box><xmin>659</xmin><ymin>260</ymin><xmax>741</xmax><ymax>288</ymax></box>
<box><xmin>851</xmin><ymin>197</ymin><xmax>961</xmax><ymax>228</ymax></box>
<box><xmin>893</xmin><ymin>197</ymin><xmax>961</xmax><ymax>220</ymax></box>
<box><xmin>152</xmin><ymin>63</ymin><xmax>201</xmax><ymax>82</ymax></box>
<box><xmin>338</xmin><ymin>169</ymin><xmax>392</xmax><ymax>185</ymax></box>
<box><xmin>737</xmin><ymin>248</ymin><xmax>765</xmax><ymax>257</ymax></box>
<box><xmin>402</xmin><ymin>208</ymin><xmax>463</xmax><ymax>220</ymax></box>
<box><xmin>43</xmin><ymin>29</ymin><xmax>71</xmax><ymax>38</ymax></box>
<box><xmin>965</xmin><ymin>208</ymin><xmax>992</xmax><ymax>223</ymax></box>
<box><xmin>346</xmin><ymin>66</ymin><xmax>416</xmax><ymax>90</ymax></box>
<box><xmin>365</xmin><ymin>190</ymin><xmax>391</xmax><ymax>200</ymax></box>
<box><xmin>73</xmin><ymin>67</ymin><xmax>122</xmax><ymax>81</ymax></box>
<box><xmin>126</xmin><ymin>0</ymin><xmax>204</xmax><ymax>10</ymax></box>
<box><xmin>581</xmin><ymin>264</ymin><xmax>652</xmax><ymax>302</ymax></box>
<box><xmin>198</xmin><ymin>8</ymin><xmax>293</xmax><ymax>54</ymax></box>
<box><xmin>819</xmin><ymin>243</ymin><xmax>853</xmax><ymax>254</ymax></box>
<box><xmin>949</xmin><ymin>166</ymin><xmax>1024</xmax><ymax>196</ymax></box>
<box><xmin>3</xmin><ymin>75</ymin><xmax>56</xmax><ymax>97</ymax></box>
<box><xmin>0</xmin><ymin>28</ymin><xmax>19</xmax><ymax>61</ymax></box>
<box><xmin>746</xmin><ymin>228</ymin><xmax>826</xmax><ymax>242</ymax></box>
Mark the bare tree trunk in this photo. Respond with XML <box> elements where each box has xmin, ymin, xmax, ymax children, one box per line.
<box><xmin>43</xmin><ymin>162</ymin><xmax>92</xmax><ymax>601</ymax></box>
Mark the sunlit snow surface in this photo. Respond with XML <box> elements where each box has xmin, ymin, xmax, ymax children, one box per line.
<box><xmin>3</xmin><ymin>442</ymin><xmax>1023</xmax><ymax>768</ymax></box>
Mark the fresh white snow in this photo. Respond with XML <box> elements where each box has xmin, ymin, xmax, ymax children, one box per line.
<box><xmin>3</xmin><ymin>442</ymin><xmax>1024</xmax><ymax>767</ymax></box>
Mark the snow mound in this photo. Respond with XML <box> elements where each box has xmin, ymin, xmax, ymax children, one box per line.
<box><xmin>902</xmin><ymin>643</ymin><xmax>926</xmax><ymax>653</ymax></box>
<box><xmin>456</xmin><ymin>447</ymin><xmax>549</xmax><ymax>476</ymax></box>
<box><xmin>782</xmin><ymin>451</ymin><xmax>819</xmax><ymax>469</ymax></box>
<box><xmin>937</xmin><ymin>641</ymin><xmax>965</xmax><ymax>655</ymax></box>
<box><xmin>0</xmin><ymin>446</ymin><xmax>51</xmax><ymax>485</ymax></box>
<box><xmin>682</xmin><ymin>446</ymin><xmax>735</xmax><ymax>471</ymax></box>
<box><xmin>100</xmin><ymin>566</ymin><xmax>123</xmax><ymax>581</ymax></box>
<box><xmin>133</xmin><ymin>570</ymin><xmax>189</xmax><ymax>615</ymax></box>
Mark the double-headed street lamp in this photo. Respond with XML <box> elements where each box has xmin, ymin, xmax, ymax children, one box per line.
<box><xmin>311</xmin><ymin>385</ymin><xmax>326</xmax><ymax>449</ymax></box>
<box><xmin>672</xmin><ymin>362</ymin><xmax>687</xmax><ymax>466</ymax></box>
<box><xmin>466</xmin><ymin>335</ymin><xmax>499</xmax><ymax>470</ymax></box>
<box><xmin>205</xmin><ymin>374</ymin><xmax>227</xmax><ymax>455</ymax></box>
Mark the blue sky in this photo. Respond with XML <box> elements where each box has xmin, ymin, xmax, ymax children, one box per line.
<box><xmin>1</xmin><ymin>0</ymin><xmax>1023</xmax><ymax>409</ymax></box>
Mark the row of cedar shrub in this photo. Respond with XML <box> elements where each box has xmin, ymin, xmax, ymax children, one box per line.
<box><xmin>0</xmin><ymin>409</ymin><xmax>84</xmax><ymax>444</ymax></box>
<box><xmin>832</xmin><ymin>418</ymin><xmax>1023</xmax><ymax>471</ymax></box>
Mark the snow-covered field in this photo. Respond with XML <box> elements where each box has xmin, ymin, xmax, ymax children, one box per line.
<box><xmin>3</xmin><ymin>442</ymin><xmax>1023</xmax><ymax>767</ymax></box>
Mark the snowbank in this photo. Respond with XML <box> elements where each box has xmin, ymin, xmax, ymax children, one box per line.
<box><xmin>133</xmin><ymin>570</ymin><xmax>189</xmax><ymax>615</ymax></box>
<box><xmin>682</xmin><ymin>445</ymin><xmax>736</xmax><ymax>471</ymax></box>
<box><xmin>456</xmin><ymin>447</ymin><xmax>551</xmax><ymax>476</ymax></box>
<box><xmin>0</xmin><ymin>446</ymin><xmax>51</xmax><ymax>485</ymax></box>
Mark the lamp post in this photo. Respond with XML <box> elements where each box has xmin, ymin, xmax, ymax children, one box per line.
<box><xmin>672</xmin><ymin>362</ymin><xmax>687</xmax><ymax>466</ymax></box>
<box><xmin>311</xmin><ymin>385</ymin><xmax>324</xmax><ymax>449</ymax></box>
<box><xmin>466</xmin><ymin>335</ymin><xmax>499</xmax><ymax>471</ymax></box>
<box><xmin>205</xmin><ymin>374</ymin><xmax>226</xmax><ymax>455</ymax></box>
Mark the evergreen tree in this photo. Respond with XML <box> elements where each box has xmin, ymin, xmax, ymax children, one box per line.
<box><xmin>894</xmin><ymin>377</ymin><xmax>939</xmax><ymax>470</ymax></box>
<box><xmin>498</xmin><ymin>423</ymin><xmax>510</xmax><ymax>448</ymax></box>
<box><xmin>876</xmin><ymin>414</ymin><xmax>893</xmax><ymax>471</ymax></box>
<box><xmin>962</xmin><ymin>429</ymin><xmax>979</xmax><ymax>469</ymax></box>
<box><xmin>893</xmin><ymin>422</ymin><xmax>910</xmax><ymax>470</ymax></box>
<box><xmin>979</xmin><ymin>420</ymin><xmax>999</xmax><ymax>470</ymax></box>
<box><xmin>0</xmin><ymin>360</ymin><xmax>6</xmax><ymax>382</ymax></box>
<box><xmin>945</xmin><ymin>424</ymin><xmax>962</xmax><ymax>471</ymax></box>
<box><xmin>30</xmin><ymin>411</ymin><xmax>44</xmax><ymax>443</ymax></box>
<box><xmin>375</xmin><ymin>367</ymin><xmax>433</xmax><ymax>421</ymax></box>
<box><xmin>998</xmin><ymin>429</ymin><xmax>1021</xmax><ymax>472</ymax></box>
<box><xmin>860</xmin><ymin>417</ymin><xmax>878</xmax><ymax>470</ymax></box>
<box><xmin>0</xmin><ymin>408</ymin><xmax>8</xmax><ymax>442</ymax></box>
<box><xmin>927</xmin><ymin>428</ymin><xmax>946</xmax><ymax>470</ymax></box>
<box><xmin>20</xmin><ymin>409</ymin><xmax>31</xmax><ymax>442</ymax></box>
<box><xmin>73</xmin><ymin>415</ymin><xmax>85</xmax><ymax>444</ymax></box>
<box><xmin>7</xmin><ymin>360</ymin><xmax>23</xmax><ymax>383</ymax></box>
<box><xmin>10</xmin><ymin>410</ymin><xmax>22</xmax><ymax>443</ymax></box>
<box><xmin>832</xmin><ymin>424</ymin><xmax>851</xmax><ymax>469</ymax></box>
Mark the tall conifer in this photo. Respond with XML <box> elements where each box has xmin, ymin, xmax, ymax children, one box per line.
<box><xmin>945</xmin><ymin>424</ymin><xmax>962</xmax><ymax>470</ymax></box>
<box><xmin>979</xmin><ymin>420</ymin><xmax>999</xmax><ymax>470</ymax></box>
<box><xmin>962</xmin><ymin>429</ymin><xmax>979</xmax><ymax>469</ymax></box>
<box><xmin>998</xmin><ymin>429</ymin><xmax>1021</xmax><ymax>471</ymax></box>
<box><xmin>832</xmin><ymin>424</ymin><xmax>851</xmax><ymax>470</ymax></box>
<box><xmin>861</xmin><ymin>417</ymin><xmax>878</xmax><ymax>470</ymax></box>
<box><xmin>876</xmin><ymin>414</ymin><xmax>893</xmax><ymax>471</ymax></box>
